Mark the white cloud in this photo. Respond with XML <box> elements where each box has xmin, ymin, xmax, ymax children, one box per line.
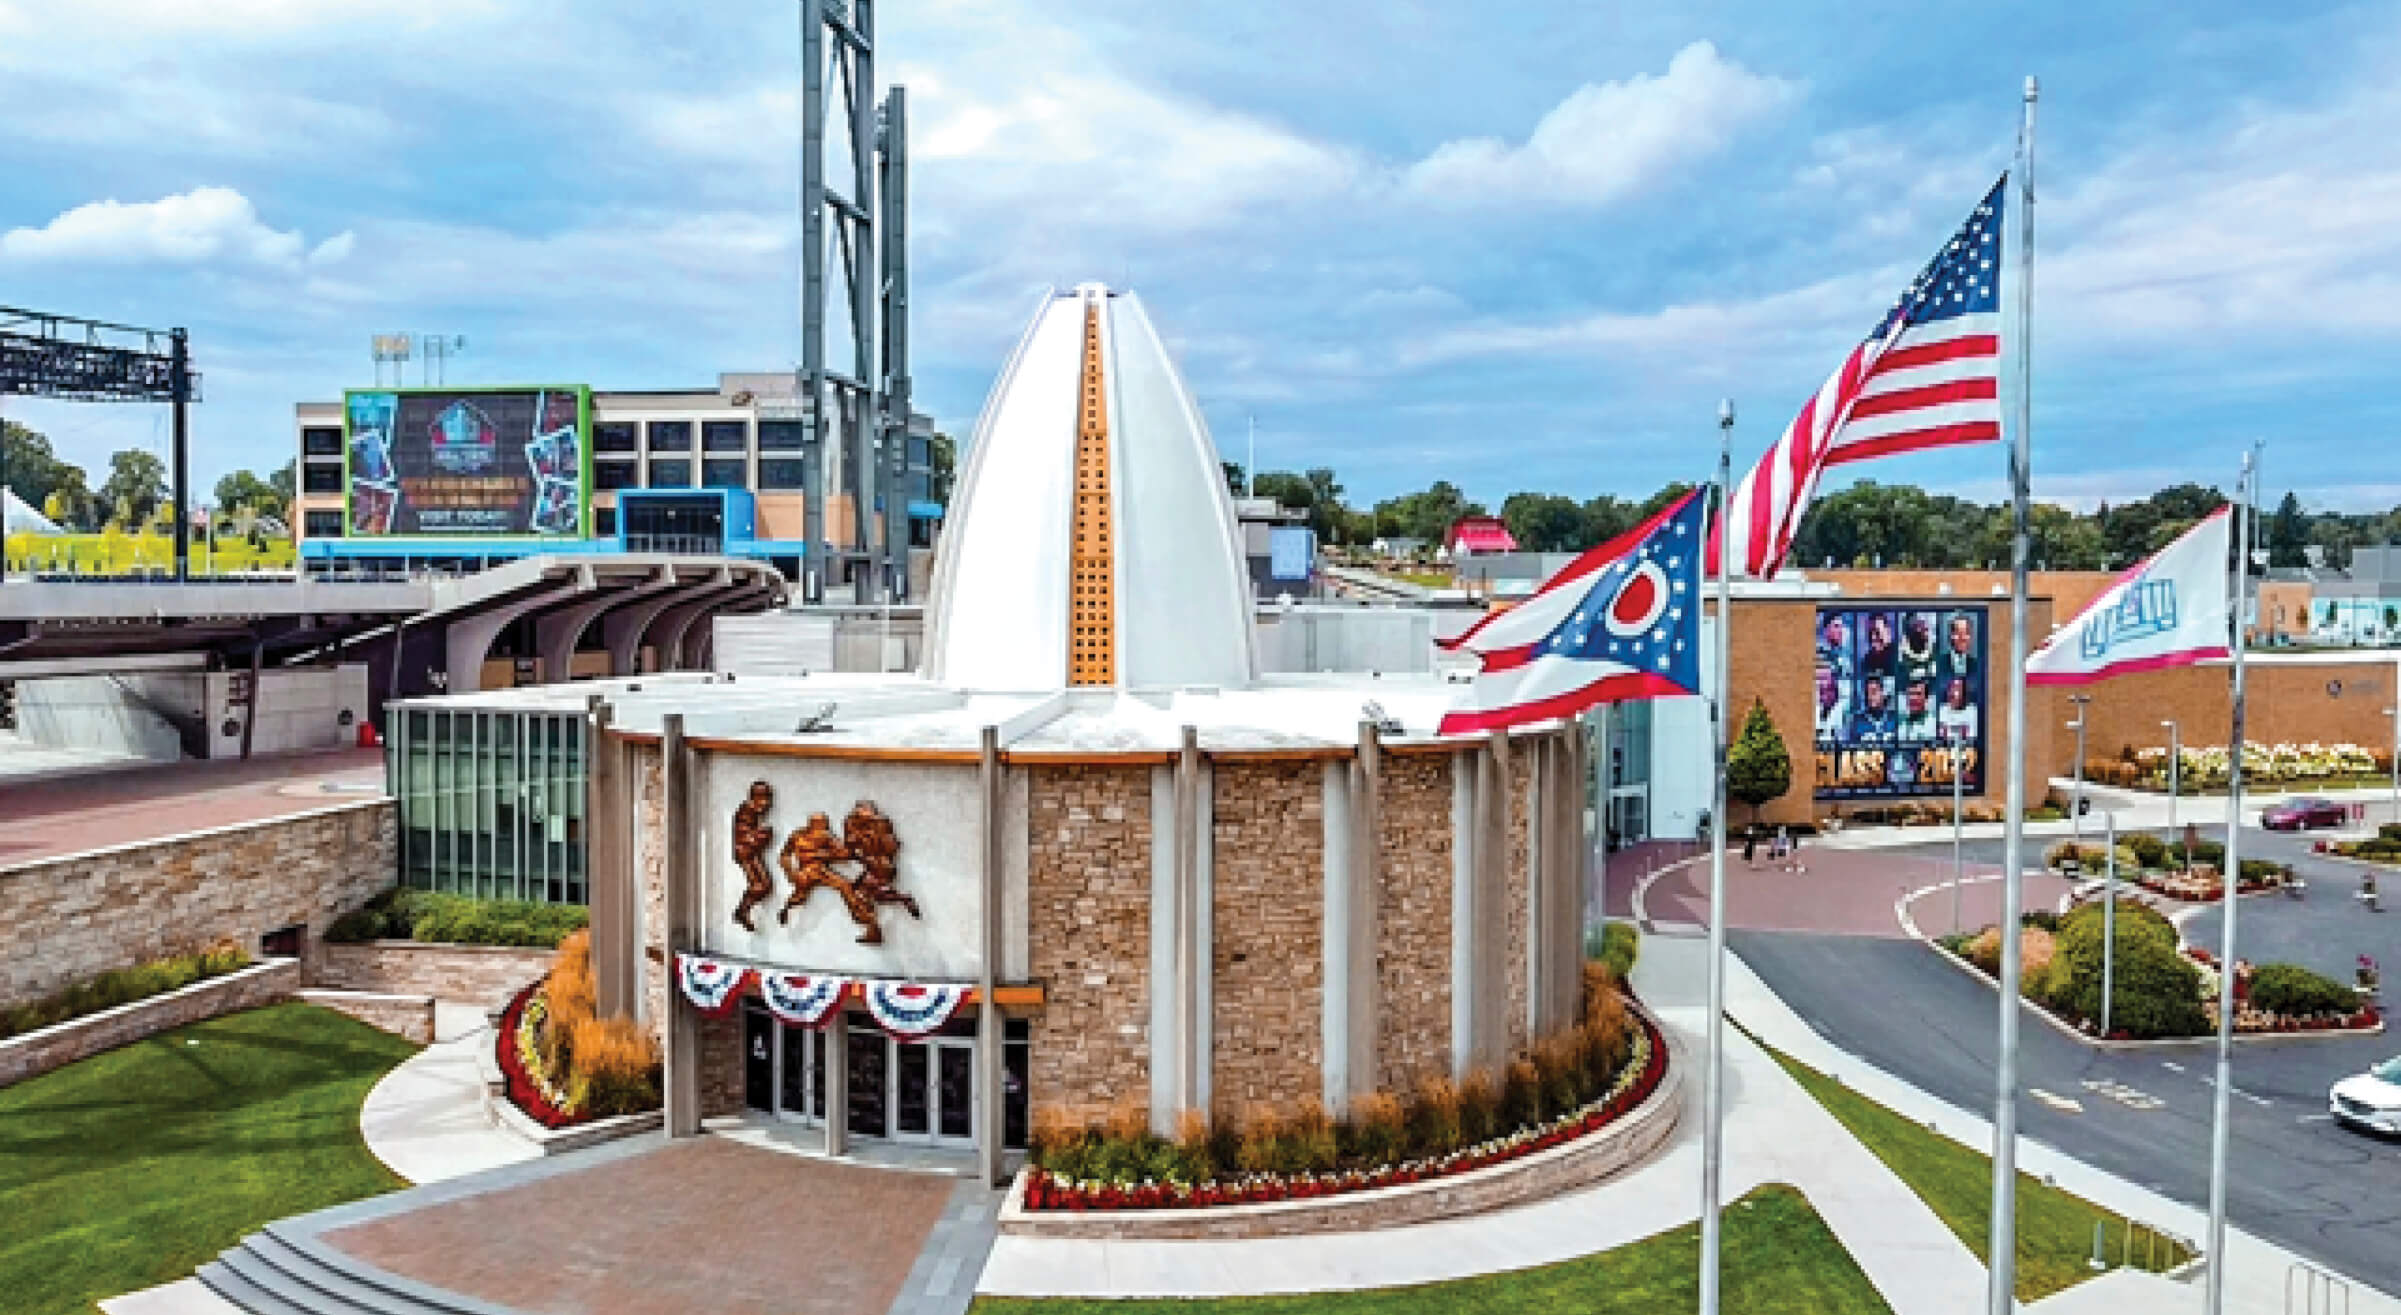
<box><xmin>0</xmin><ymin>187</ymin><xmax>331</xmax><ymax>271</ymax></box>
<box><xmin>1404</xmin><ymin>41</ymin><xmax>1799</xmax><ymax>207</ymax></box>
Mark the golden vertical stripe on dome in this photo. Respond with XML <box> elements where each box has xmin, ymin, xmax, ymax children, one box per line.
<box><xmin>1068</xmin><ymin>300</ymin><xmax>1117</xmax><ymax>685</ymax></box>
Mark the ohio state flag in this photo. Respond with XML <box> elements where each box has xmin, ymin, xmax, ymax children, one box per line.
<box><xmin>2028</xmin><ymin>505</ymin><xmax>2232</xmax><ymax>685</ymax></box>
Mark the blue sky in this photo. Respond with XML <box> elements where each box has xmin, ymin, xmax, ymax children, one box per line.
<box><xmin>2</xmin><ymin>0</ymin><xmax>2396</xmax><ymax>513</ymax></box>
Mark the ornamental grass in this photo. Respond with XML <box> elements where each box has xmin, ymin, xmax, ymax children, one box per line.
<box><xmin>510</xmin><ymin>929</ymin><xmax>660</xmax><ymax>1120</ymax></box>
<box><xmin>0</xmin><ymin>940</ymin><xmax>250</xmax><ymax>1040</ymax></box>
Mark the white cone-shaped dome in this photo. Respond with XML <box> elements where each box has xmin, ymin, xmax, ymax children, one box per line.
<box><xmin>923</xmin><ymin>284</ymin><xmax>1257</xmax><ymax>692</ymax></box>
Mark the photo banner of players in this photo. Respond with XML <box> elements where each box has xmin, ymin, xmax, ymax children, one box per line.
<box><xmin>1814</xmin><ymin>604</ymin><xmax>1987</xmax><ymax>799</ymax></box>
<box><xmin>345</xmin><ymin>386</ymin><xmax>591</xmax><ymax>537</ymax></box>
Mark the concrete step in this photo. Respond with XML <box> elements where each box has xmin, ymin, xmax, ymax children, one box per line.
<box><xmin>198</xmin><ymin>1225</ymin><xmax>522</xmax><ymax>1315</ymax></box>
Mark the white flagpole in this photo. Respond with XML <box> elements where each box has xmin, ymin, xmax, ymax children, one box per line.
<box><xmin>2204</xmin><ymin>446</ymin><xmax>2257</xmax><ymax>1315</ymax></box>
<box><xmin>1985</xmin><ymin>74</ymin><xmax>2038</xmax><ymax>1315</ymax></box>
<box><xmin>1699</xmin><ymin>397</ymin><xmax>1734</xmax><ymax>1315</ymax></box>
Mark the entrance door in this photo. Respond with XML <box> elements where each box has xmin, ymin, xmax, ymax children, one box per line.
<box><xmin>743</xmin><ymin>1006</ymin><xmax>773</xmax><ymax>1112</ymax></box>
<box><xmin>933</xmin><ymin>1040</ymin><xmax>975</xmax><ymax>1146</ymax></box>
<box><xmin>846</xmin><ymin>1024</ymin><xmax>888</xmax><ymax>1137</ymax></box>
<box><xmin>777</xmin><ymin>1023</ymin><xmax>823</xmax><ymax>1124</ymax></box>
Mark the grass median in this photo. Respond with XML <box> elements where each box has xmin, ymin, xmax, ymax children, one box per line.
<box><xmin>971</xmin><ymin>1182</ymin><xmax>1890</xmax><ymax>1315</ymax></box>
<box><xmin>1750</xmin><ymin>1029</ymin><xmax>2189</xmax><ymax>1301</ymax></box>
<box><xmin>0</xmin><ymin>1003</ymin><xmax>417</xmax><ymax>1315</ymax></box>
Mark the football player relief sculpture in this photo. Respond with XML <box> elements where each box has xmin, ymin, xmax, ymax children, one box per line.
<box><xmin>729</xmin><ymin>782</ymin><xmax>924</xmax><ymax>945</ymax></box>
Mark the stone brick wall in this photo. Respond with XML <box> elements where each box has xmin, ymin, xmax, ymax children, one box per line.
<box><xmin>0</xmin><ymin>958</ymin><xmax>300</xmax><ymax>1087</ymax></box>
<box><xmin>1374</xmin><ymin>752</ymin><xmax>1453</xmax><ymax>1091</ymax></box>
<box><xmin>0</xmin><ymin>800</ymin><xmax>393</xmax><ymax>1011</ymax></box>
<box><xmin>294</xmin><ymin>988</ymin><xmax>435</xmax><ymax>1045</ymax></box>
<box><xmin>1026</xmin><ymin>765</ymin><xmax>1152</xmax><ymax>1129</ymax></box>
<box><xmin>312</xmin><ymin>943</ymin><xmax>555</xmax><ymax>1009</ymax></box>
<box><xmin>1209</xmin><ymin>762</ymin><xmax>1324</xmax><ymax>1124</ymax></box>
<box><xmin>634</xmin><ymin>744</ymin><xmax>668</xmax><ymax>1047</ymax></box>
<box><xmin>1504</xmin><ymin>747</ymin><xmax>1532</xmax><ymax>1055</ymax></box>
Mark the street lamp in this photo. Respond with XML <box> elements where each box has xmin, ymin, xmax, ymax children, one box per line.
<box><xmin>2067</xmin><ymin>694</ymin><xmax>2093</xmax><ymax>842</ymax></box>
<box><xmin>2385</xmin><ymin>706</ymin><xmax>2398</xmax><ymax>830</ymax></box>
<box><xmin>1947</xmin><ymin>725</ymin><xmax>1967</xmax><ymax>937</ymax></box>
<box><xmin>2161</xmin><ymin>719</ymin><xmax>2181</xmax><ymax>870</ymax></box>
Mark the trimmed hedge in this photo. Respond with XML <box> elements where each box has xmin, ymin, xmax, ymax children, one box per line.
<box><xmin>2248</xmin><ymin>963</ymin><xmax>2359</xmax><ymax>1018</ymax></box>
<box><xmin>1588</xmin><ymin>921</ymin><xmax>1640</xmax><ymax>981</ymax></box>
<box><xmin>328</xmin><ymin>887</ymin><xmax>587</xmax><ymax>949</ymax></box>
<box><xmin>2039</xmin><ymin>901</ymin><xmax>2206</xmax><ymax>1039</ymax></box>
<box><xmin>1</xmin><ymin>942</ymin><xmax>251</xmax><ymax>1040</ymax></box>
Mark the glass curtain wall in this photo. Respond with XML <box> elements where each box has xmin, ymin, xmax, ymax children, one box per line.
<box><xmin>389</xmin><ymin>706</ymin><xmax>589</xmax><ymax>903</ymax></box>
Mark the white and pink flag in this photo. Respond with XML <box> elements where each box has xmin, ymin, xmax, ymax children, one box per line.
<box><xmin>2027</xmin><ymin>505</ymin><xmax>2232</xmax><ymax>685</ymax></box>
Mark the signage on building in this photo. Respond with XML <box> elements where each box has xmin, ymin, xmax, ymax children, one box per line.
<box><xmin>1813</xmin><ymin>604</ymin><xmax>1989</xmax><ymax>800</ymax></box>
<box><xmin>1269</xmin><ymin>526</ymin><xmax>1316</xmax><ymax>581</ymax></box>
<box><xmin>343</xmin><ymin>386</ymin><xmax>591</xmax><ymax>537</ymax></box>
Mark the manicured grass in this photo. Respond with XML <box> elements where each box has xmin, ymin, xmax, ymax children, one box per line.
<box><xmin>970</xmin><ymin>1183</ymin><xmax>1890</xmax><ymax>1315</ymax></box>
<box><xmin>1752</xmin><ymin>1032</ymin><xmax>2189</xmax><ymax>1301</ymax></box>
<box><xmin>4</xmin><ymin>530</ymin><xmax>295</xmax><ymax>576</ymax></box>
<box><xmin>0</xmin><ymin>1003</ymin><xmax>417</xmax><ymax>1315</ymax></box>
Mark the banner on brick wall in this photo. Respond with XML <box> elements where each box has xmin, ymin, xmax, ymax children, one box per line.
<box><xmin>758</xmin><ymin>972</ymin><xmax>848</xmax><ymax>1028</ymax></box>
<box><xmin>675</xmin><ymin>953</ymin><xmax>752</xmax><ymax>1016</ymax></box>
<box><xmin>863</xmin><ymin>980</ymin><xmax>969</xmax><ymax>1039</ymax></box>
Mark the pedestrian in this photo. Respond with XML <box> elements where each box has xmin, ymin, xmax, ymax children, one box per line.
<box><xmin>1790</xmin><ymin>827</ymin><xmax>1806</xmax><ymax>874</ymax></box>
<box><xmin>1775</xmin><ymin>825</ymin><xmax>1793</xmax><ymax>872</ymax></box>
<box><xmin>1743</xmin><ymin>828</ymin><xmax>1759</xmax><ymax>869</ymax></box>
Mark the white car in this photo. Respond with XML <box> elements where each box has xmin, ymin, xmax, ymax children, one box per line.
<box><xmin>2330</xmin><ymin>1056</ymin><xmax>2401</xmax><ymax>1136</ymax></box>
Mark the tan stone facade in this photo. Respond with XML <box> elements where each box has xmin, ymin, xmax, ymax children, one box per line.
<box><xmin>295</xmin><ymin>988</ymin><xmax>437</xmax><ymax>1045</ymax></box>
<box><xmin>1373</xmin><ymin>753</ymin><xmax>1453</xmax><ymax>1092</ymax></box>
<box><xmin>697</xmin><ymin>1007</ymin><xmax>744</xmax><ymax>1118</ymax></box>
<box><xmin>1208</xmin><ymin>762</ymin><xmax>1324</xmax><ymax>1123</ymax></box>
<box><xmin>1025</xmin><ymin>764</ymin><xmax>1153</xmax><ymax>1128</ymax></box>
<box><xmin>634</xmin><ymin>744</ymin><xmax>669</xmax><ymax>1043</ymax></box>
<box><xmin>0</xmin><ymin>800</ymin><xmax>393</xmax><ymax>1010</ymax></box>
<box><xmin>312</xmin><ymin>943</ymin><xmax>557</xmax><ymax>1009</ymax></box>
<box><xmin>1504</xmin><ymin>749</ymin><xmax>1531</xmax><ymax>1054</ymax></box>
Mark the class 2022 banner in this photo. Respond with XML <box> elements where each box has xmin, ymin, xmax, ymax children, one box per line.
<box><xmin>1813</xmin><ymin>604</ymin><xmax>1987</xmax><ymax>800</ymax></box>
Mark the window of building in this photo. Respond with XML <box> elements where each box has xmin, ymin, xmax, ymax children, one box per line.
<box><xmin>648</xmin><ymin>459</ymin><xmax>693</xmax><ymax>488</ymax></box>
<box><xmin>394</xmin><ymin>708</ymin><xmax>588</xmax><ymax>904</ymax></box>
<box><xmin>647</xmin><ymin>420</ymin><xmax>693</xmax><ymax>452</ymax></box>
<box><xmin>593</xmin><ymin>506</ymin><xmax>617</xmax><ymax>537</ymax></box>
<box><xmin>302</xmin><ymin>426</ymin><xmax>343</xmax><ymax>456</ymax></box>
<box><xmin>702</xmin><ymin>420</ymin><xmax>749</xmax><ymax>452</ymax></box>
<box><xmin>593</xmin><ymin>421</ymin><xmax>638</xmax><ymax>453</ymax></box>
<box><xmin>758</xmin><ymin>421</ymin><xmax>808</xmax><ymax>451</ymax></box>
<box><xmin>302</xmin><ymin>463</ymin><xmax>343</xmax><ymax>493</ymax></box>
<box><xmin>304</xmin><ymin>509</ymin><xmax>344</xmax><ymax>537</ymax></box>
<box><xmin>594</xmin><ymin>460</ymin><xmax>640</xmax><ymax>491</ymax></box>
<box><xmin>905</xmin><ymin>471</ymin><xmax>931</xmax><ymax>503</ymax></box>
<box><xmin>907</xmin><ymin>435</ymin><xmax>930</xmax><ymax>467</ymax></box>
<box><xmin>759</xmin><ymin>458</ymin><xmax>809</xmax><ymax>490</ymax></box>
<box><xmin>701</xmin><ymin>458</ymin><xmax>749</xmax><ymax>490</ymax></box>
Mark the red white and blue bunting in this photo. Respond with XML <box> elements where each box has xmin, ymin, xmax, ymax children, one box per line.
<box><xmin>675</xmin><ymin>953</ymin><xmax>752</xmax><ymax>1016</ymax></box>
<box><xmin>863</xmin><ymin>980</ymin><xmax>969</xmax><ymax>1040</ymax></box>
<box><xmin>758</xmin><ymin>972</ymin><xmax>849</xmax><ymax>1028</ymax></box>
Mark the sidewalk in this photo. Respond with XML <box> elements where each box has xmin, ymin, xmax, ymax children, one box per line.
<box><xmin>1721</xmin><ymin>936</ymin><xmax>2401</xmax><ymax>1313</ymax></box>
<box><xmin>978</xmin><ymin>944</ymin><xmax>1988</xmax><ymax>1312</ymax></box>
<box><xmin>1821</xmin><ymin>776</ymin><xmax>2401</xmax><ymax>851</ymax></box>
<box><xmin>358</xmin><ymin>1002</ymin><xmax>541</xmax><ymax>1185</ymax></box>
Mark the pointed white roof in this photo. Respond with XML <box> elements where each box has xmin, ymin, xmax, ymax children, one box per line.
<box><xmin>922</xmin><ymin>285</ymin><xmax>1257</xmax><ymax>692</ymax></box>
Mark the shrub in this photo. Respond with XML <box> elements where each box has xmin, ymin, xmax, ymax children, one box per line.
<box><xmin>1340</xmin><ymin>1092</ymin><xmax>1405</xmax><ymax>1167</ymax></box>
<box><xmin>1587</xmin><ymin>921</ymin><xmax>1640</xmax><ymax>981</ymax></box>
<box><xmin>1531</xmin><ymin>1031</ymin><xmax>1584</xmax><ymax>1121</ymax></box>
<box><xmin>326</xmin><ymin>886</ymin><xmax>588</xmax><ymax>948</ymax></box>
<box><xmin>1456</xmin><ymin>1068</ymin><xmax>1501</xmax><ymax>1148</ymax></box>
<box><xmin>2170</xmin><ymin>838</ymin><xmax>2226</xmax><ymax>869</ymax></box>
<box><xmin>1405</xmin><ymin>1075</ymin><xmax>1463</xmax><ymax>1160</ymax></box>
<box><xmin>2123</xmin><ymin>832</ymin><xmax>2170</xmax><ymax>868</ymax></box>
<box><xmin>1499</xmin><ymin>1059</ymin><xmax>1542</xmax><ymax>1133</ymax></box>
<box><xmin>2021</xmin><ymin>909</ymin><xmax>2062</xmax><ymax>933</ymax></box>
<box><xmin>566</xmin><ymin>1014</ymin><xmax>660</xmax><ymax>1116</ymax></box>
<box><xmin>2044</xmin><ymin>902</ymin><xmax>2205</xmax><ymax>1038</ymax></box>
<box><xmin>2380</xmin><ymin>823</ymin><xmax>2401</xmax><ymax>844</ymax></box>
<box><xmin>0</xmin><ymin>941</ymin><xmax>251</xmax><ymax>1040</ymax></box>
<box><xmin>2248</xmin><ymin>963</ymin><xmax>2359</xmax><ymax>1018</ymax></box>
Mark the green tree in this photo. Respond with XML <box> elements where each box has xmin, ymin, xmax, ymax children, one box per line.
<box><xmin>268</xmin><ymin>459</ymin><xmax>296</xmax><ymax>521</ymax></box>
<box><xmin>99</xmin><ymin>449</ymin><xmax>168</xmax><ymax>528</ymax></box>
<box><xmin>2267</xmin><ymin>491</ymin><xmax>2308</xmax><ymax>568</ymax></box>
<box><xmin>1500</xmin><ymin>491</ymin><xmax>1586</xmax><ymax>552</ymax></box>
<box><xmin>1727</xmin><ymin>700</ymin><xmax>1793</xmax><ymax>829</ymax></box>
<box><xmin>1302</xmin><ymin>466</ymin><xmax>1348</xmax><ymax>545</ymax></box>
<box><xmin>1222</xmin><ymin>461</ymin><xmax>1246</xmax><ymax>497</ymax></box>
<box><xmin>2</xmin><ymin>421</ymin><xmax>93</xmax><ymax>526</ymax></box>
<box><xmin>213</xmin><ymin>469</ymin><xmax>277</xmax><ymax>520</ymax></box>
<box><xmin>1375</xmin><ymin>481</ymin><xmax>1483</xmax><ymax>545</ymax></box>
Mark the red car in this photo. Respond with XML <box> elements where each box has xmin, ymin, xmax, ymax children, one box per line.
<box><xmin>2262</xmin><ymin>797</ymin><xmax>2350</xmax><ymax>830</ymax></box>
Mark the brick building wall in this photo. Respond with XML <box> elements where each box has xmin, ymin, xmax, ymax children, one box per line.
<box><xmin>1026</xmin><ymin>765</ymin><xmax>1153</xmax><ymax>1128</ymax></box>
<box><xmin>1374</xmin><ymin>752</ymin><xmax>1453</xmax><ymax>1091</ymax></box>
<box><xmin>698</xmin><ymin>1007</ymin><xmax>743</xmax><ymax>1117</ymax></box>
<box><xmin>1727</xmin><ymin>596</ymin><xmax>2054</xmax><ymax>826</ymax></box>
<box><xmin>1815</xmin><ymin>569</ymin><xmax>2116</xmax><ymax>623</ymax></box>
<box><xmin>2055</xmin><ymin>657</ymin><xmax>2399</xmax><ymax>776</ymax></box>
<box><xmin>1209</xmin><ymin>762</ymin><xmax>1323</xmax><ymax>1123</ymax></box>
<box><xmin>0</xmin><ymin>800</ymin><xmax>393</xmax><ymax>1010</ymax></box>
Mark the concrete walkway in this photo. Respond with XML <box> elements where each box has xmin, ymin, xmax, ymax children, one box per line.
<box><xmin>359</xmin><ymin>1002</ymin><xmax>540</xmax><ymax>1186</ymax></box>
<box><xmin>978</xmin><ymin>939</ymin><xmax>1987</xmax><ymax>1311</ymax></box>
<box><xmin>1824</xmin><ymin>776</ymin><xmax>2401</xmax><ymax>851</ymax></box>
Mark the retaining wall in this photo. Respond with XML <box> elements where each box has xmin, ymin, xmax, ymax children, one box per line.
<box><xmin>311</xmin><ymin>942</ymin><xmax>556</xmax><ymax>1008</ymax></box>
<box><xmin>0</xmin><ymin>958</ymin><xmax>300</xmax><ymax>1087</ymax></box>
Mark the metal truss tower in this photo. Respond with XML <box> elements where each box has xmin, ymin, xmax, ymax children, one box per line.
<box><xmin>0</xmin><ymin>307</ymin><xmax>198</xmax><ymax>578</ymax></box>
<box><xmin>800</xmin><ymin>0</ymin><xmax>910</xmax><ymax>604</ymax></box>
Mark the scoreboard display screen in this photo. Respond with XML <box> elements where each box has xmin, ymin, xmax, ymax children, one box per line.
<box><xmin>345</xmin><ymin>387</ymin><xmax>590</xmax><ymax>537</ymax></box>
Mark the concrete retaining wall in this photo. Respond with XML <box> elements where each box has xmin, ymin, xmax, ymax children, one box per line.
<box><xmin>311</xmin><ymin>942</ymin><xmax>556</xmax><ymax>1008</ymax></box>
<box><xmin>295</xmin><ymin>988</ymin><xmax>435</xmax><ymax>1045</ymax></box>
<box><xmin>0</xmin><ymin>958</ymin><xmax>300</xmax><ymax>1088</ymax></box>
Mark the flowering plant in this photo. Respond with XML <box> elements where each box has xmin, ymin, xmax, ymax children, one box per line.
<box><xmin>2362</xmin><ymin>956</ymin><xmax>2383</xmax><ymax>991</ymax></box>
<box><xmin>497</xmin><ymin>980</ymin><xmax>588</xmax><ymax>1128</ymax></box>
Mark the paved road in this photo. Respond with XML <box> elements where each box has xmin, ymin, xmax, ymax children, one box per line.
<box><xmin>1735</xmin><ymin>929</ymin><xmax>2401</xmax><ymax>1291</ymax></box>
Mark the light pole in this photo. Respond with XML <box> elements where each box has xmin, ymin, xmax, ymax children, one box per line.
<box><xmin>1950</xmin><ymin>725</ymin><xmax>1967</xmax><ymax>937</ymax></box>
<box><xmin>2385</xmin><ymin>705</ymin><xmax>2398</xmax><ymax>830</ymax></box>
<box><xmin>2162</xmin><ymin>718</ymin><xmax>2181</xmax><ymax>869</ymax></box>
<box><xmin>2067</xmin><ymin>693</ymin><xmax>2092</xmax><ymax>841</ymax></box>
<box><xmin>2101</xmin><ymin>810</ymin><xmax>2118</xmax><ymax>1038</ymax></box>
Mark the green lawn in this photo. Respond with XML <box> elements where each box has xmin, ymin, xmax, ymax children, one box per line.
<box><xmin>0</xmin><ymin>1003</ymin><xmax>417</xmax><ymax>1315</ymax></box>
<box><xmin>971</xmin><ymin>1183</ymin><xmax>1890</xmax><ymax>1315</ymax></box>
<box><xmin>1754</xmin><ymin>1033</ymin><xmax>2188</xmax><ymax>1301</ymax></box>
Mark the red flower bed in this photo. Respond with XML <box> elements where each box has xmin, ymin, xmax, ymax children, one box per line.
<box><xmin>1023</xmin><ymin>1012</ymin><xmax>1670</xmax><ymax>1213</ymax></box>
<box><xmin>495</xmin><ymin>979</ymin><xmax>590</xmax><ymax>1129</ymax></box>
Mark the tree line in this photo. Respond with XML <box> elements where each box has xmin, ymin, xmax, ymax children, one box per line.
<box><xmin>2</xmin><ymin>421</ymin><xmax>292</xmax><ymax>535</ymax></box>
<box><xmin>1226</xmin><ymin>460</ymin><xmax>2393</xmax><ymax>572</ymax></box>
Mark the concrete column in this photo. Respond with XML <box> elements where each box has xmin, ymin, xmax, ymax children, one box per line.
<box><xmin>978</xmin><ymin>726</ymin><xmax>1006</xmax><ymax>1185</ymax></box>
<box><xmin>824</xmin><ymin>1015</ymin><xmax>850</xmax><ymax>1157</ymax></box>
<box><xmin>588</xmin><ymin>700</ymin><xmax>634</xmax><ymax>1019</ymax></box>
<box><xmin>1524</xmin><ymin>731</ymin><xmax>1544</xmax><ymax>1041</ymax></box>
<box><xmin>1173</xmin><ymin>725</ymin><xmax>1201</xmax><ymax>1122</ymax></box>
<box><xmin>535</xmin><ymin>584</ymin><xmax>638</xmax><ymax>683</ymax></box>
<box><xmin>1319</xmin><ymin>758</ymin><xmax>1351</xmax><ymax>1113</ymax></box>
<box><xmin>1346</xmin><ymin>723</ymin><xmax>1381</xmax><ymax>1105</ymax></box>
<box><xmin>1451</xmin><ymin>746</ymin><xmax>1478</xmax><ymax>1078</ymax></box>
<box><xmin>646</xmin><ymin>575</ymin><xmax>740</xmax><ymax>673</ymax></box>
<box><xmin>601</xmin><ymin>568</ymin><xmax>685</xmax><ymax>675</ymax></box>
<box><xmin>661</xmin><ymin>714</ymin><xmax>701</xmax><ymax>1137</ymax></box>
<box><xmin>1478</xmin><ymin>731</ymin><xmax>1514</xmax><ymax>1068</ymax></box>
<box><xmin>443</xmin><ymin>574</ymin><xmax>588</xmax><ymax>693</ymax></box>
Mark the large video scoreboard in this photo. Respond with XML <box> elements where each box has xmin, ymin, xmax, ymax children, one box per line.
<box><xmin>344</xmin><ymin>387</ymin><xmax>591</xmax><ymax>538</ymax></box>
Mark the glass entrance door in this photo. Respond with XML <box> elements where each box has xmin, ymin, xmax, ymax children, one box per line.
<box><xmin>934</xmin><ymin>1040</ymin><xmax>975</xmax><ymax>1144</ymax></box>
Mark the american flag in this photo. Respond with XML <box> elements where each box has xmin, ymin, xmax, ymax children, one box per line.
<box><xmin>1711</xmin><ymin>175</ymin><xmax>2008</xmax><ymax>580</ymax></box>
<box><xmin>1438</xmin><ymin>490</ymin><xmax>1705</xmax><ymax>735</ymax></box>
